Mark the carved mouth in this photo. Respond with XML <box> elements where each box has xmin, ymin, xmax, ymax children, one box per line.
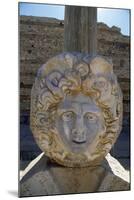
<box><xmin>72</xmin><ymin>140</ymin><xmax>86</xmax><ymax>144</ymax></box>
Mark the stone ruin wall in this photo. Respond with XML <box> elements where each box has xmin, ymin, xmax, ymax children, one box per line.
<box><xmin>20</xmin><ymin>16</ymin><xmax>130</xmax><ymax>162</ymax></box>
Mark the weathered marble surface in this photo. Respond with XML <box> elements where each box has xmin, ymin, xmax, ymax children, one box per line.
<box><xmin>30</xmin><ymin>52</ymin><xmax>123</xmax><ymax>167</ymax></box>
<box><xmin>19</xmin><ymin>153</ymin><xmax>130</xmax><ymax>197</ymax></box>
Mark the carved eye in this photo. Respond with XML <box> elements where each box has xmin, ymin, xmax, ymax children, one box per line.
<box><xmin>85</xmin><ymin>113</ymin><xmax>97</xmax><ymax>122</ymax></box>
<box><xmin>62</xmin><ymin>111</ymin><xmax>74</xmax><ymax>122</ymax></box>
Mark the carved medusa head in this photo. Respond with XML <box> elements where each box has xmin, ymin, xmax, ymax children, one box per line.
<box><xmin>30</xmin><ymin>52</ymin><xmax>123</xmax><ymax>167</ymax></box>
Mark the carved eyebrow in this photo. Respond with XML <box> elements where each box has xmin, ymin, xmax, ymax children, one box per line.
<box><xmin>57</xmin><ymin>101</ymin><xmax>101</xmax><ymax>115</ymax></box>
<box><xmin>84</xmin><ymin>111</ymin><xmax>101</xmax><ymax>118</ymax></box>
<box><xmin>57</xmin><ymin>108</ymin><xmax>76</xmax><ymax>116</ymax></box>
<box><xmin>57</xmin><ymin>107</ymin><xmax>101</xmax><ymax>117</ymax></box>
<box><xmin>81</xmin><ymin>103</ymin><xmax>101</xmax><ymax>115</ymax></box>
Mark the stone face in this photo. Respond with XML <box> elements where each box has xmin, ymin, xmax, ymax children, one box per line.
<box><xmin>19</xmin><ymin>153</ymin><xmax>130</xmax><ymax>197</ymax></box>
<box><xmin>30</xmin><ymin>52</ymin><xmax>123</xmax><ymax>167</ymax></box>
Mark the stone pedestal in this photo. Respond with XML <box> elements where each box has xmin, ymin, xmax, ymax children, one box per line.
<box><xmin>20</xmin><ymin>53</ymin><xmax>129</xmax><ymax>197</ymax></box>
<box><xmin>19</xmin><ymin>153</ymin><xmax>130</xmax><ymax>197</ymax></box>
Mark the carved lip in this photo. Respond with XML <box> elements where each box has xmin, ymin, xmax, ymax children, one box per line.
<box><xmin>72</xmin><ymin>140</ymin><xmax>86</xmax><ymax>144</ymax></box>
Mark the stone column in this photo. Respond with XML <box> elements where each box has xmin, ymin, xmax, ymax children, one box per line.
<box><xmin>64</xmin><ymin>6</ymin><xmax>97</xmax><ymax>56</ymax></box>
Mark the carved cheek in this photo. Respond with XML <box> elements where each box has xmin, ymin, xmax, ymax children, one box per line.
<box><xmin>62</xmin><ymin>121</ymin><xmax>74</xmax><ymax>141</ymax></box>
<box><xmin>58</xmin><ymin>111</ymin><xmax>75</xmax><ymax>142</ymax></box>
<box><xmin>86</xmin><ymin>123</ymin><xmax>97</xmax><ymax>135</ymax></box>
<box><xmin>85</xmin><ymin>117</ymin><xmax>101</xmax><ymax>142</ymax></box>
<box><xmin>86</xmin><ymin>118</ymin><xmax>106</xmax><ymax>139</ymax></box>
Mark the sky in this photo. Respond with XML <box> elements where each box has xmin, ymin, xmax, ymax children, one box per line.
<box><xmin>19</xmin><ymin>3</ymin><xmax>130</xmax><ymax>36</ymax></box>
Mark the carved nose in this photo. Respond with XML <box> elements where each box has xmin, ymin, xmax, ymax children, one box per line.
<box><xmin>72</xmin><ymin>116</ymin><xmax>86</xmax><ymax>143</ymax></box>
<box><xmin>72</xmin><ymin>118</ymin><xmax>86</xmax><ymax>143</ymax></box>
